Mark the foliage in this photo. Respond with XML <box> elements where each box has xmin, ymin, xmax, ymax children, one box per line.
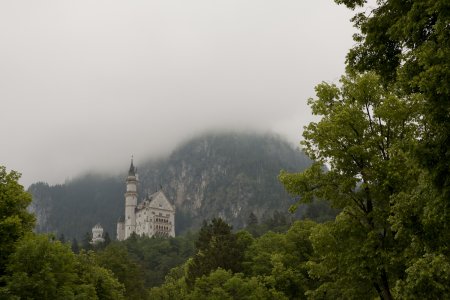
<box><xmin>75</xmin><ymin>251</ymin><xmax>125</xmax><ymax>300</ymax></box>
<box><xmin>244</xmin><ymin>221</ymin><xmax>317</xmax><ymax>299</ymax></box>
<box><xmin>189</xmin><ymin>269</ymin><xmax>287</xmax><ymax>300</ymax></box>
<box><xmin>245</xmin><ymin>210</ymin><xmax>295</xmax><ymax>237</ymax></box>
<box><xmin>0</xmin><ymin>234</ymin><xmax>124</xmax><ymax>299</ymax></box>
<box><xmin>344</xmin><ymin>0</ymin><xmax>450</xmax><ymax>172</ymax></box>
<box><xmin>330</xmin><ymin>0</ymin><xmax>450</xmax><ymax>297</ymax></box>
<box><xmin>93</xmin><ymin>232</ymin><xmax>196</xmax><ymax>298</ymax></box>
<box><xmin>0</xmin><ymin>166</ymin><xmax>35</xmax><ymax>276</ymax></box>
<box><xmin>95</xmin><ymin>242</ymin><xmax>148</xmax><ymax>299</ymax></box>
<box><xmin>186</xmin><ymin>218</ymin><xmax>248</xmax><ymax>286</ymax></box>
<box><xmin>280</xmin><ymin>72</ymin><xmax>422</xmax><ymax>299</ymax></box>
<box><xmin>150</xmin><ymin>219</ymin><xmax>319</xmax><ymax>299</ymax></box>
<box><xmin>124</xmin><ymin>233</ymin><xmax>196</xmax><ymax>287</ymax></box>
<box><xmin>334</xmin><ymin>0</ymin><xmax>450</xmax><ymax>232</ymax></box>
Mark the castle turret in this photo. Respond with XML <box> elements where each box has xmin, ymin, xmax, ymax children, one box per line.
<box><xmin>124</xmin><ymin>158</ymin><xmax>138</xmax><ymax>239</ymax></box>
<box><xmin>91</xmin><ymin>224</ymin><xmax>105</xmax><ymax>244</ymax></box>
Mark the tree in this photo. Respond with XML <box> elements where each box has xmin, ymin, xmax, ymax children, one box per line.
<box><xmin>81</xmin><ymin>231</ymin><xmax>92</xmax><ymax>251</ymax></box>
<box><xmin>247</xmin><ymin>212</ymin><xmax>258</xmax><ymax>226</ymax></box>
<box><xmin>103</xmin><ymin>231</ymin><xmax>111</xmax><ymax>247</ymax></box>
<box><xmin>76</xmin><ymin>251</ymin><xmax>125</xmax><ymax>299</ymax></box>
<box><xmin>0</xmin><ymin>166</ymin><xmax>35</xmax><ymax>276</ymax></box>
<box><xmin>58</xmin><ymin>233</ymin><xmax>66</xmax><ymax>243</ymax></box>
<box><xmin>335</xmin><ymin>0</ymin><xmax>450</xmax><ymax>196</ymax></box>
<box><xmin>1</xmin><ymin>234</ymin><xmax>78</xmax><ymax>299</ymax></box>
<box><xmin>280</xmin><ymin>72</ymin><xmax>421</xmax><ymax>299</ymax></box>
<box><xmin>190</xmin><ymin>269</ymin><xmax>287</xmax><ymax>300</ymax></box>
<box><xmin>0</xmin><ymin>234</ymin><xmax>124</xmax><ymax>299</ymax></box>
<box><xmin>332</xmin><ymin>1</ymin><xmax>450</xmax><ymax>297</ymax></box>
<box><xmin>186</xmin><ymin>218</ymin><xmax>247</xmax><ymax>286</ymax></box>
<box><xmin>243</xmin><ymin>221</ymin><xmax>316</xmax><ymax>299</ymax></box>
<box><xmin>95</xmin><ymin>243</ymin><xmax>148</xmax><ymax>299</ymax></box>
<box><xmin>71</xmin><ymin>238</ymin><xmax>80</xmax><ymax>254</ymax></box>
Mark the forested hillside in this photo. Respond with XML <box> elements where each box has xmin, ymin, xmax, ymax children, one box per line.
<box><xmin>28</xmin><ymin>132</ymin><xmax>312</xmax><ymax>240</ymax></box>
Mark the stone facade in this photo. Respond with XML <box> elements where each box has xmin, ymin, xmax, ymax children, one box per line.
<box><xmin>117</xmin><ymin>160</ymin><xmax>175</xmax><ymax>240</ymax></box>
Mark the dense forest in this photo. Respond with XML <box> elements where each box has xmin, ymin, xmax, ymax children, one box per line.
<box><xmin>1</xmin><ymin>0</ymin><xmax>449</xmax><ymax>299</ymax></box>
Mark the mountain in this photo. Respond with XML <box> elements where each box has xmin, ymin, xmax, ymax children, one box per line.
<box><xmin>28</xmin><ymin>132</ymin><xmax>312</xmax><ymax>240</ymax></box>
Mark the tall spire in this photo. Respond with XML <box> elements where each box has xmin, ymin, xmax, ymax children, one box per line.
<box><xmin>128</xmin><ymin>156</ymin><xmax>135</xmax><ymax>176</ymax></box>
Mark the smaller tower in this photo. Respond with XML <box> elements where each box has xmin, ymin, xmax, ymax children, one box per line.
<box><xmin>91</xmin><ymin>224</ymin><xmax>105</xmax><ymax>244</ymax></box>
<box><xmin>124</xmin><ymin>158</ymin><xmax>138</xmax><ymax>239</ymax></box>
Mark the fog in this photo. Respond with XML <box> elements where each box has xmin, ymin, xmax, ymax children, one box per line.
<box><xmin>0</xmin><ymin>0</ymin><xmax>354</xmax><ymax>187</ymax></box>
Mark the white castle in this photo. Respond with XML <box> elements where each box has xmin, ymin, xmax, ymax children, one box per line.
<box><xmin>116</xmin><ymin>159</ymin><xmax>175</xmax><ymax>240</ymax></box>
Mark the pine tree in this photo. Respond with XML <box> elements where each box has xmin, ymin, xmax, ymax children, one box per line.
<box><xmin>71</xmin><ymin>238</ymin><xmax>79</xmax><ymax>254</ymax></box>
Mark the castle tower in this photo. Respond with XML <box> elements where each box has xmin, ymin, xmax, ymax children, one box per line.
<box><xmin>124</xmin><ymin>158</ymin><xmax>138</xmax><ymax>239</ymax></box>
<box><xmin>91</xmin><ymin>224</ymin><xmax>105</xmax><ymax>244</ymax></box>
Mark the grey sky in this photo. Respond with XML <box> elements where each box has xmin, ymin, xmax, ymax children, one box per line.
<box><xmin>0</xmin><ymin>0</ymin><xmax>354</xmax><ymax>187</ymax></box>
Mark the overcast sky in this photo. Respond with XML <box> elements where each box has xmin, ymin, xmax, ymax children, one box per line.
<box><xmin>0</xmin><ymin>0</ymin><xmax>354</xmax><ymax>187</ymax></box>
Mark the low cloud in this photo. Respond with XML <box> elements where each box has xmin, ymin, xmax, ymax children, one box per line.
<box><xmin>0</xmin><ymin>0</ymin><xmax>354</xmax><ymax>187</ymax></box>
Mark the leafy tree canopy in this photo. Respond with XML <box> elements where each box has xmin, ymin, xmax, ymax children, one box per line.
<box><xmin>280</xmin><ymin>72</ymin><xmax>423</xmax><ymax>299</ymax></box>
<box><xmin>0</xmin><ymin>234</ymin><xmax>124</xmax><ymax>299</ymax></box>
<box><xmin>335</xmin><ymin>0</ymin><xmax>450</xmax><ymax>192</ymax></box>
<box><xmin>0</xmin><ymin>166</ymin><xmax>35</xmax><ymax>276</ymax></box>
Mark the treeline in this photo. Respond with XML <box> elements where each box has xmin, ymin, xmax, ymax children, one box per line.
<box><xmin>149</xmin><ymin>218</ymin><xmax>317</xmax><ymax>299</ymax></box>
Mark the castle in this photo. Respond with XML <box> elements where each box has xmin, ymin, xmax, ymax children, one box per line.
<box><xmin>116</xmin><ymin>159</ymin><xmax>175</xmax><ymax>240</ymax></box>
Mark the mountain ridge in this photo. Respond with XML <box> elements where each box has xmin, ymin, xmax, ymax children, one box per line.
<box><xmin>29</xmin><ymin>132</ymin><xmax>311</xmax><ymax>239</ymax></box>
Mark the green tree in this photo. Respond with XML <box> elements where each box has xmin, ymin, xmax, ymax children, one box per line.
<box><xmin>0</xmin><ymin>166</ymin><xmax>35</xmax><ymax>276</ymax></box>
<box><xmin>335</xmin><ymin>0</ymin><xmax>450</xmax><ymax>201</ymax></box>
<box><xmin>58</xmin><ymin>233</ymin><xmax>66</xmax><ymax>243</ymax></box>
<box><xmin>336</xmin><ymin>0</ymin><xmax>450</xmax><ymax>183</ymax></box>
<box><xmin>280</xmin><ymin>72</ymin><xmax>421</xmax><ymax>299</ymax></box>
<box><xmin>71</xmin><ymin>238</ymin><xmax>80</xmax><ymax>254</ymax></box>
<box><xmin>186</xmin><ymin>218</ymin><xmax>247</xmax><ymax>286</ymax></box>
<box><xmin>243</xmin><ymin>221</ymin><xmax>316</xmax><ymax>299</ymax></box>
<box><xmin>0</xmin><ymin>234</ymin><xmax>124</xmax><ymax>299</ymax></box>
<box><xmin>81</xmin><ymin>231</ymin><xmax>92</xmax><ymax>251</ymax></box>
<box><xmin>103</xmin><ymin>231</ymin><xmax>111</xmax><ymax>247</ymax></box>
<box><xmin>148</xmin><ymin>263</ymin><xmax>190</xmax><ymax>299</ymax></box>
<box><xmin>332</xmin><ymin>1</ymin><xmax>450</xmax><ymax>297</ymax></box>
<box><xmin>95</xmin><ymin>242</ymin><xmax>148</xmax><ymax>299</ymax></box>
<box><xmin>75</xmin><ymin>251</ymin><xmax>125</xmax><ymax>299</ymax></box>
<box><xmin>1</xmin><ymin>234</ymin><xmax>77</xmax><ymax>299</ymax></box>
<box><xmin>190</xmin><ymin>268</ymin><xmax>287</xmax><ymax>300</ymax></box>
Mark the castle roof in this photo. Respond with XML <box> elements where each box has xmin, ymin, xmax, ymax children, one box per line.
<box><xmin>137</xmin><ymin>190</ymin><xmax>175</xmax><ymax>212</ymax></box>
<box><xmin>128</xmin><ymin>158</ymin><xmax>136</xmax><ymax>176</ymax></box>
<box><xmin>93</xmin><ymin>223</ymin><xmax>103</xmax><ymax>229</ymax></box>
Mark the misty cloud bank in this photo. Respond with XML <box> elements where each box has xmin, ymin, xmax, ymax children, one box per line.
<box><xmin>0</xmin><ymin>0</ymin><xmax>354</xmax><ymax>187</ymax></box>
